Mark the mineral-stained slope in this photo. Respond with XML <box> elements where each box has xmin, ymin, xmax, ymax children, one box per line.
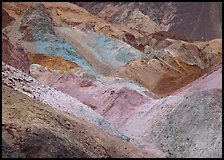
<box><xmin>27</xmin><ymin>61</ymin><xmax>222</xmax><ymax>158</ymax></box>
<box><xmin>76</xmin><ymin>2</ymin><xmax>222</xmax><ymax>41</ymax></box>
<box><xmin>161</xmin><ymin>89</ymin><xmax>222</xmax><ymax>158</ymax></box>
<box><xmin>2</xmin><ymin>2</ymin><xmax>145</xmax><ymax>47</ymax></box>
<box><xmin>16</xmin><ymin>3</ymin><xmax>97</xmax><ymax>76</ymax></box>
<box><xmin>4</xmin><ymin>2</ymin><xmax>147</xmax><ymax>76</ymax></box>
<box><xmin>19</xmin><ymin>3</ymin><xmax>56</xmax><ymax>42</ymax></box>
<box><xmin>2</xmin><ymin>62</ymin><xmax>129</xmax><ymax>142</ymax></box>
<box><xmin>55</xmin><ymin>27</ymin><xmax>147</xmax><ymax>73</ymax></box>
<box><xmin>2</xmin><ymin>85</ymin><xmax>161</xmax><ymax>158</ymax></box>
<box><xmin>27</xmin><ymin>53</ymin><xmax>79</xmax><ymax>74</ymax></box>
<box><xmin>2</xmin><ymin>2</ymin><xmax>222</xmax><ymax>158</ymax></box>
<box><xmin>115</xmin><ymin>39</ymin><xmax>222</xmax><ymax>97</ymax></box>
<box><xmin>27</xmin><ymin>67</ymin><xmax>154</xmax><ymax>129</ymax></box>
<box><xmin>2</xmin><ymin>33</ymin><xmax>30</xmax><ymax>74</ymax></box>
<box><xmin>119</xmin><ymin>89</ymin><xmax>222</xmax><ymax>158</ymax></box>
<box><xmin>174</xmin><ymin>62</ymin><xmax>222</xmax><ymax>96</ymax></box>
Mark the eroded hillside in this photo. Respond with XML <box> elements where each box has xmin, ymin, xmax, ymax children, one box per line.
<box><xmin>2</xmin><ymin>2</ymin><xmax>222</xmax><ymax>158</ymax></box>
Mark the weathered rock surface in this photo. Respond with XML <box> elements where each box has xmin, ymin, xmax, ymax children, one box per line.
<box><xmin>161</xmin><ymin>89</ymin><xmax>222</xmax><ymax>158</ymax></box>
<box><xmin>2</xmin><ymin>85</ymin><xmax>161</xmax><ymax>158</ymax></box>
<box><xmin>2</xmin><ymin>62</ymin><xmax>129</xmax><ymax>142</ymax></box>
<box><xmin>20</xmin><ymin>3</ymin><xmax>56</xmax><ymax>41</ymax></box>
<box><xmin>2</xmin><ymin>2</ymin><xmax>222</xmax><ymax>158</ymax></box>
<box><xmin>28</xmin><ymin>61</ymin><xmax>222</xmax><ymax>158</ymax></box>
<box><xmin>2</xmin><ymin>33</ymin><xmax>30</xmax><ymax>74</ymax></box>
<box><xmin>174</xmin><ymin>63</ymin><xmax>222</xmax><ymax>96</ymax></box>
<box><xmin>3</xmin><ymin>2</ymin><xmax>144</xmax><ymax>47</ymax></box>
<box><xmin>118</xmin><ymin>89</ymin><xmax>222</xmax><ymax>158</ymax></box>
<box><xmin>120</xmin><ymin>94</ymin><xmax>184</xmax><ymax>152</ymax></box>
<box><xmin>55</xmin><ymin>27</ymin><xmax>147</xmax><ymax>75</ymax></box>
<box><xmin>2</xmin><ymin>139</ymin><xmax>26</xmax><ymax>158</ymax></box>
<box><xmin>115</xmin><ymin>39</ymin><xmax>222</xmax><ymax>97</ymax></box>
<box><xmin>27</xmin><ymin>53</ymin><xmax>79</xmax><ymax>73</ymax></box>
<box><xmin>28</xmin><ymin>64</ymin><xmax>153</xmax><ymax>128</ymax></box>
<box><xmin>2</xmin><ymin>9</ymin><xmax>15</xmax><ymax>29</ymax></box>
<box><xmin>76</xmin><ymin>2</ymin><xmax>222</xmax><ymax>41</ymax></box>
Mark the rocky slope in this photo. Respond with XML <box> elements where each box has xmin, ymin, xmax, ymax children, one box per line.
<box><xmin>2</xmin><ymin>85</ymin><xmax>160</xmax><ymax>158</ymax></box>
<box><xmin>3</xmin><ymin>2</ymin><xmax>148</xmax><ymax>77</ymax></box>
<box><xmin>19</xmin><ymin>3</ymin><xmax>56</xmax><ymax>42</ymax></box>
<box><xmin>2</xmin><ymin>2</ymin><xmax>222</xmax><ymax>158</ymax></box>
<box><xmin>2</xmin><ymin>62</ymin><xmax>129</xmax><ymax>142</ymax></box>
<box><xmin>2</xmin><ymin>33</ymin><xmax>30</xmax><ymax>74</ymax></box>
<box><xmin>54</xmin><ymin>26</ymin><xmax>147</xmax><ymax>75</ymax></box>
<box><xmin>27</xmin><ymin>59</ymin><xmax>222</xmax><ymax>157</ymax></box>
<box><xmin>76</xmin><ymin>2</ymin><xmax>222</xmax><ymax>41</ymax></box>
<box><xmin>118</xmin><ymin>89</ymin><xmax>222</xmax><ymax>158</ymax></box>
<box><xmin>27</xmin><ymin>53</ymin><xmax>79</xmax><ymax>74</ymax></box>
<box><xmin>2</xmin><ymin>2</ymin><xmax>145</xmax><ymax>47</ymax></box>
<box><xmin>2</xmin><ymin>8</ymin><xmax>15</xmax><ymax>29</ymax></box>
<box><xmin>174</xmin><ymin>62</ymin><xmax>222</xmax><ymax>96</ymax></box>
<box><xmin>161</xmin><ymin>89</ymin><xmax>222</xmax><ymax>158</ymax></box>
<box><xmin>115</xmin><ymin>39</ymin><xmax>222</xmax><ymax>97</ymax></box>
<box><xmin>27</xmin><ymin>66</ymin><xmax>154</xmax><ymax>129</ymax></box>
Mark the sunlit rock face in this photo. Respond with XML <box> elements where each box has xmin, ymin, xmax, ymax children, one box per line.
<box><xmin>27</xmin><ymin>53</ymin><xmax>79</xmax><ymax>74</ymax></box>
<box><xmin>55</xmin><ymin>27</ymin><xmax>147</xmax><ymax>71</ymax></box>
<box><xmin>114</xmin><ymin>38</ymin><xmax>222</xmax><ymax>97</ymax></box>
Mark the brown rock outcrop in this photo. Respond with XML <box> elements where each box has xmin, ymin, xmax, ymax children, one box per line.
<box><xmin>2</xmin><ymin>9</ymin><xmax>15</xmax><ymax>29</ymax></box>
<box><xmin>76</xmin><ymin>2</ymin><xmax>222</xmax><ymax>41</ymax></box>
<box><xmin>2</xmin><ymin>33</ymin><xmax>30</xmax><ymax>74</ymax></box>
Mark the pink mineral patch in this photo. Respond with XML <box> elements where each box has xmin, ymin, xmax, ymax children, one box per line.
<box><xmin>30</xmin><ymin>68</ymin><xmax>153</xmax><ymax>129</ymax></box>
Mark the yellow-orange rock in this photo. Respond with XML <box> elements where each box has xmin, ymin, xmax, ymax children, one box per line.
<box><xmin>27</xmin><ymin>53</ymin><xmax>79</xmax><ymax>73</ymax></box>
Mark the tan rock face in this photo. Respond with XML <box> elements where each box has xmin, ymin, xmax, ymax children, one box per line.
<box><xmin>2</xmin><ymin>2</ymin><xmax>144</xmax><ymax>49</ymax></box>
<box><xmin>76</xmin><ymin>2</ymin><xmax>168</xmax><ymax>34</ymax></box>
<box><xmin>173</xmin><ymin>63</ymin><xmax>222</xmax><ymax>96</ymax></box>
<box><xmin>115</xmin><ymin>39</ymin><xmax>222</xmax><ymax>97</ymax></box>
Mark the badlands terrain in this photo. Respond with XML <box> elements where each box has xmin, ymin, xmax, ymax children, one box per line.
<box><xmin>2</xmin><ymin>2</ymin><xmax>222</xmax><ymax>158</ymax></box>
